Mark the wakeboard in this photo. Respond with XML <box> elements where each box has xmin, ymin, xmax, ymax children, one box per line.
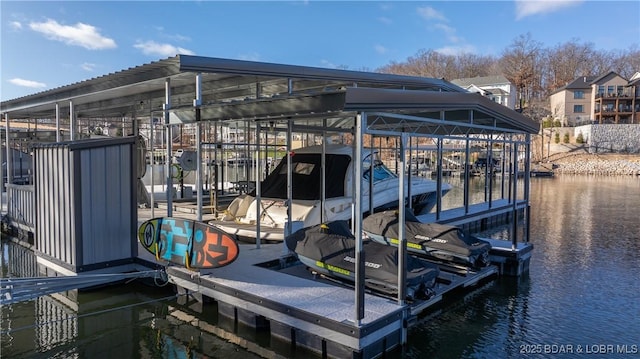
<box><xmin>138</xmin><ymin>217</ymin><xmax>239</xmax><ymax>269</ymax></box>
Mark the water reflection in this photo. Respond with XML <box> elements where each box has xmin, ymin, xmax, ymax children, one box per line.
<box><xmin>404</xmin><ymin>277</ymin><xmax>531</xmax><ymax>359</ymax></box>
<box><xmin>406</xmin><ymin>176</ymin><xmax>640</xmax><ymax>358</ymax></box>
<box><xmin>3</xmin><ymin>176</ymin><xmax>639</xmax><ymax>358</ymax></box>
<box><xmin>0</xmin><ymin>241</ymin><xmax>267</xmax><ymax>359</ymax></box>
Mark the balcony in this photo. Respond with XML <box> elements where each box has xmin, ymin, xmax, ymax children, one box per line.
<box><xmin>618</xmin><ymin>105</ymin><xmax>634</xmax><ymax>113</ymax></box>
<box><xmin>595</xmin><ymin>91</ymin><xmax>637</xmax><ymax>99</ymax></box>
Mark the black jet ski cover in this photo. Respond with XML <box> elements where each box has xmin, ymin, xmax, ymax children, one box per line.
<box><xmin>286</xmin><ymin>220</ymin><xmax>438</xmax><ymax>292</ymax></box>
<box><xmin>362</xmin><ymin>210</ymin><xmax>491</xmax><ymax>259</ymax></box>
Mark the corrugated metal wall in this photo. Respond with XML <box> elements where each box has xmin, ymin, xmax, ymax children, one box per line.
<box><xmin>34</xmin><ymin>137</ymin><xmax>136</xmax><ymax>271</ymax></box>
<box><xmin>35</xmin><ymin>144</ymin><xmax>76</xmax><ymax>266</ymax></box>
<box><xmin>79</xmin><ymin>143</ymin><xmax>134</xmax><ymax>264</ymax></box>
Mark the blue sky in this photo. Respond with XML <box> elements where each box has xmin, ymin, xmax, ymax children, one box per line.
<box><xmin>2</xmin><ymin>1</ymin><xmax>639</xmax><ymax>101</ymax></box>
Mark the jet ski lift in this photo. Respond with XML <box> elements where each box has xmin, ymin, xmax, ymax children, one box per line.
<box><xmin>285</xmin><ymin>220</ymin><xmax>439</xmax><ymax>301</ymax></box>
<box><xmin>362</xmin><ymin>210</ymin><xmax>491</xmax><ymax>268</ymax></box>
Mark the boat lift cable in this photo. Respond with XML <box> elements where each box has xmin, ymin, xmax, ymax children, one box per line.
<box><xmin>0</xmin><ymin>270</ymin><xmax>168</xmax><ymax>306</ymax></box>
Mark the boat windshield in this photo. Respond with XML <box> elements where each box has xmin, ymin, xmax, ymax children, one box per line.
<box><xmin>256</xmin><ymin>153</ymin><xmax>351</xmax><ymax>200</ymax></box>
<box><xmin>363</xmin><ymin>153</ymin><xmax>397</xmax><ymax>182</ymax></box>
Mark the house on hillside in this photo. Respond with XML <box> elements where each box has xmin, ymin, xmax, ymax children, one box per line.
<box><xmin>450</xmin><ymin>75</ymin><xmax>516</xmax><ymax>109</ymax></box>
<box><xmin>549</xmin><ymin>71</ymin><xmax>640</xmax><ymax>126</ymax></box>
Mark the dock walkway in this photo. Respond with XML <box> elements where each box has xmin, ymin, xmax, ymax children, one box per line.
<box><xmin>134</xmin><ymin>205</ymin><xmax>509</xmax><ymax>358</ymax></box>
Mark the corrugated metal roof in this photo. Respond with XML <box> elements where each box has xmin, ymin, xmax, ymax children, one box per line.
<box><xmin>344</xmin><ymin>87</ymin><xmax>538</xmax><ymax>134</ymax></box>
<box><xmin>1</xmin><ymin>55</ymin><xmax>538</xmax><ymax>135</ymax></box>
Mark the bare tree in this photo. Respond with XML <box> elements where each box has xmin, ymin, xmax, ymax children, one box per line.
<box><xmin>585</xmin><ymin>50</ymin><xmax>614</xmax><ymax>79</ymax></box>
<box><xmin>378</xmin><ymin>49</ymin><xmax>498</xmax><ymax>80</ymax></box>
<box><xmin>609</xmin><ymin>46</ymin><xmax>640</xmax><ymax>78</ymax></box>
<box><xmin>545</xmin><ymin>39</ymin><xmax>598</xmax><ymax>90</ymax></box>
<box><xmin>453</xmin><ymin>53</ymin><xmax>500</xmax><ymax>79</ymax></box>
<box><xmin>376</xmin><ymin>33</ymin><xmax>637</xmax><ymax>102</ymax></box>
<box><xmin>500</xmin><ymin>33</ymin><xmax>544</xmax><ymax>110</ymax></box>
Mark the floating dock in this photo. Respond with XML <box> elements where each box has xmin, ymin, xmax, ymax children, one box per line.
<box><xmin>2</xmin><ymin>188</ymin><xmax>532</xmax><ymax>358</ymax></box>
<box><xmin>130</xmin><ymin>202</ymin><xmax>533</xmax><ymax>358</ymax></box>
<box><xmin>157</xmin><ymin>242</ymin><xmax>504</xmax><ymax>359</ymax></box>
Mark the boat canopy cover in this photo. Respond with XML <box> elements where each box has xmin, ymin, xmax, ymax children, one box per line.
<box><xmin>254</xmin><ymin>153</ymin><xmax>351</xmax><ymax>200</ymax></box>
<box><xmin>362</xmin><ymin>210</ymin><xmax>490</xmax><ymax>257</ymax></box>
<box><xmin>286</xmin><ymin>220</ymin><xmax>437</xmax><ymax>287</ymax></box>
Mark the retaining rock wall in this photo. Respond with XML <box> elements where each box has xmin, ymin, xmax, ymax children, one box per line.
<box><xmin>574</xmin><ymin>124</ymin><xmax>640</xmax><ymax>154</ymax></box>
<box><xmin>554</xmin><ymin>155</ymin><xmax>640</xmax><ymax>175</ymax></box>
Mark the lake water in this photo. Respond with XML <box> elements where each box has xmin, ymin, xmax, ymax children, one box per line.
<box><xmin>2</xmin><ymin>176</ymin><xmax>639</xmax><ymax>358</ymax></box>
<box><xmin>406</xmin><ymin>175</ymin><xmax>640</xmax><ymax>358</ymax></box>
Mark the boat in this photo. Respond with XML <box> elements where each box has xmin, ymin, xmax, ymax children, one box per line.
<box><xmin>530</xmin><ymin>163</ymin><xmax>555</xmax><ymax>177</ymax></box>
<box><xmin>362</xmin><ymin>210</ymin><xmax>491</xmax><ymax>268</ymax></box>
<box><xmin>530</xmin><ymin>170</ymin><xmax>554</xmax><ymax>177</ymax></box>
<box><xmin>285</xmin><ymin>220</ymin><xmax>439</xmax><ymax>301</ymax></box>
<box><xmin>211</xmin><ymin>144</ymin><xmax>451</xmax><ymax>241</ymax></box>
<box><xmin>225</xmin><ymin>155</ymin><xmax>254</xmax><ymax>167</ymax></box>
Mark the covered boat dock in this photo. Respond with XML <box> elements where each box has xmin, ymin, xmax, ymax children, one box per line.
<box><xmin>2</xmin><ymin>55</ymin><xmax>537</xmax><ymax>358</ymax></box>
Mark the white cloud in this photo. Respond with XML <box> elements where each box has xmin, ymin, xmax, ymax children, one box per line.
<box><xmin>378</xmin><ymin>16</ymin><xmax>392</xmax><ymax>25</ymax></box>
<box><xmin>417</xmin><ymin>6</ymin><xmax>448</xmax><ymax>22</ymax></box>
<box><xmin>515</xmin><ymin>0</ymin><xmax>584</xmax><ymax>20</ymax></box>
<box><xmin>435</xmin><ymin>44</ymin><xmax>477</xmax><ymax>56</ymax></box>
<box><xmin>29</xmin><ymin>19</ymin><xmax>116</xmax><ymax>50</ymax></box>
<box><xmin>433</xmin><ymin>23</ymin><xmax>463</xmax><ymax>43</ymax></box>
<box><xmin>167</xmin><ymin>33</ymin><xmax>191</xmax><ymax>42</ymax></box>
<box><xmin>415</xmin><ymin>5</ymin><xmax>476</xmax><ymax>57</ymax></box>
<box><xmin>417</xmin><ymin>6</ymin><xmax>465</xmax><ymax>46</ymax></box>
<box><xmin>152</xmin><ymin>25</ymin><xmax>191</xmax><ymax>42</ymax></box>
<box><xmin>81</xmin><ymin>62</ymin><xmax>96</xmax><ymax>71</ymax></box>
<box><xmin>9</xmin><ymin>78</ymin><xmax>47</xmax><ymax>88</ymax></box>
<box><xmin>374</xmin><ymin>44</ymin><xmax>388</xmax><ymax>54</ymax></box>
<box><xmin>133</xmin><ymin>41</ymin><xmax>195</xmax><ymax>57</ymax></box>
<box><xmin>10</xmin><ymin>21</ymin><xmax>22</xmax><ymax>30</ymax></box>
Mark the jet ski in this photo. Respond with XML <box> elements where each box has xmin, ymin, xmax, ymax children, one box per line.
<box><xmin>362</xmin><ymin>210</ymin><xmax>491</xmax><ymax>268</ymax></box>
<box><xmin>285</xmin><ymin>220</ymin><xmax>439</xmax><ymax>301</ymax></box>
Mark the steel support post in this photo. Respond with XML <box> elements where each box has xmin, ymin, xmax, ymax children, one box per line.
<box><xmin>195</xmin><ymin>73</ymin><xmax>203</xmax><ymax>222</ymax></box>
<box><xmin>164</xmin><ymin>78</ymin><xmax>173</xmax><ymax>217</ymax></box>
<box><xmin>397</xmin><ymin>133</ymin><xmax>407</xmax><ymax>306</ymax></box>
<box><xmin>354</xmin><ymin>113</ymin><xmax>365</xmax><ymax>324</ymax></box>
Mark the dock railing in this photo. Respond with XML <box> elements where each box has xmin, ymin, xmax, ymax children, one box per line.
<box><xmin>6</xmin><ymin>183</ymin><xmax>35</xmax><ymax>230</ymax></box>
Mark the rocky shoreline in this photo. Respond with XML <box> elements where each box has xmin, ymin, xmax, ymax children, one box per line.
<box><xmin>549</xmin><ymin>154</ymin><xmax>640</xmax><ymax>175</ymax></box>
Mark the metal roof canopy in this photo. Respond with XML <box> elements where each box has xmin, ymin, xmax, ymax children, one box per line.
<box><xmin>1</xmin><ymin>55</ymin><xmax>538</xmax><ymax>136</ymax></box>
<box><xmin>1</xmin><ymin>54</ymin><xmax>536</xmax><ymax>331</ymax></box>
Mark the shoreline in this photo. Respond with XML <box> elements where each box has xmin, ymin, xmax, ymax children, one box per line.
<box><xmin>543</xmin><ymin>153</ymin><xmax>640</xmax><ymax>175</ymax></box>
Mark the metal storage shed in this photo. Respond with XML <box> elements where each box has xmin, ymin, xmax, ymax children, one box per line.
<box><xmin>32</xmin><ymin>137</ymin><xmax>137</xmax><ymax>273</ymax></box>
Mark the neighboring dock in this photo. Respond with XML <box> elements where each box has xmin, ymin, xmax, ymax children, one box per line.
<box><xmin>530</xmin><ymin>163</ymin><xmax>555</xmax><ymax>177</ymax></box>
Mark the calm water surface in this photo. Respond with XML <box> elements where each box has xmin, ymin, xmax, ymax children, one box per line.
<box><xmin>2</xmin><ymin>176</ymin><xmax>639</xmax><ymax>358</ymax></box>
<box><xmin>406</xmin><ymin>176</ymin><xmax>640</xmax><ymax>358</ymax></box>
